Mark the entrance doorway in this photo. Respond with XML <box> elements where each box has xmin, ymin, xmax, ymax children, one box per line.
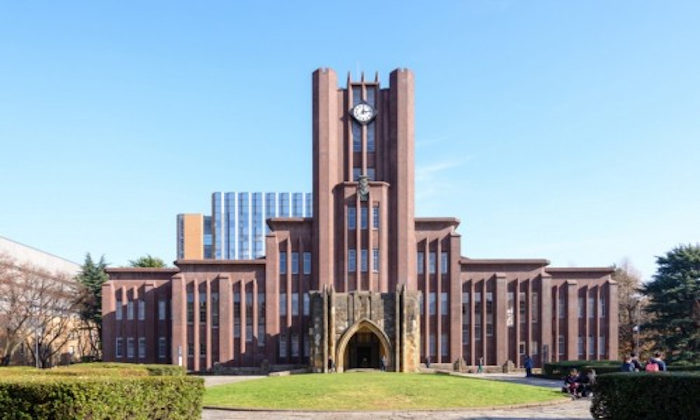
<box><xmin>345</xmin><ymin>332</ymin><xmax>381</xmax><ymax>369</ymax></box>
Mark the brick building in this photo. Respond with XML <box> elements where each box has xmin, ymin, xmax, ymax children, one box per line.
<box><xmin>102</xmin><ymin>68</ymin><xmax>618</xmax><ymax>372</ymax></box>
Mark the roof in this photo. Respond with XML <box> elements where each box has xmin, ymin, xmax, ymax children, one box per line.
<box><xmin>460</xmin><ymin>257</ymin><xmax>550</xmax><ymax>266</ymax></box>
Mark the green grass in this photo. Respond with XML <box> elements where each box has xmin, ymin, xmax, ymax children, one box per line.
<box><xmin>203</xmin><ymin>372</ymin><xmax>567</xmax><ymax>410</ymax></box>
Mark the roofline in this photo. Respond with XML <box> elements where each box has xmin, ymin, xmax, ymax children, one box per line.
<box><xmin>175</xmin><ymin>259</ymin><xmax>266</xmax><ymax>266</ymax></box>
<box><xmin>0</xmin><ymin>235</ymin><xmax>82</xmax><ymax>267</ymax></box>
<box><xmin>460</xmin><ymin>257</ymin><xmax>550</xmax><ymax>265</ymax></box>
<box><xmin>546</xmin><ymin>267</ymin><xmax>615</xmax><ymax>274</ymax></box>
<box><xmin>105</xmin><ymin>267</ymin><xmax>180</xmax><ymax>274</ymax></box>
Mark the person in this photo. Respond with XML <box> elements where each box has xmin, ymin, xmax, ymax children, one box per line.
<box><xmin>524</xmin><ymin>355</ymin><xmax>534</xmax><ymax>377</ymax></box>
<box><xmin>651</xmin><ymin>352</ymin><xmax>667</xmax><ymax>371</ymax></box>
<box><xmin>645</xmin><ymin>358</ymin><xmax>659</xmax><ymax>372</ymax></box>
<box><xmin>380</xmin><ymin>355</ymin><xmax>387</xmax><ymax>372</ymax></box>
<box><xmin>477</xmin><ymin>357</ymin><xmax>483</xmax><ymax>373</ymax></box>
<box><xmin>577</xmin><ymin>369</ymin><xmax>596</xmax><ymax>398</ymax></box>
<box><xmin>630</xmin><ymin>353</ymin><xmax>643</xmax><ymax>372</ymax></box>
<box><xmin>327</xmin><ymin>356</ymin><xmax>335</xmax><ymax>373</ymax></box>
<box><xmin>425</xmin><ymin>356</ymin><xmax>431</xmax><ymax>369</ymax></box>
<box><xmin>563</xmin><ymin>369</ymin><xmax>580</xmax><ymax>398</ymax></box>
<box><xmin>621</xmin><ymin>356</ymin><xmax>634</xmax><ymax>372</ymax></box>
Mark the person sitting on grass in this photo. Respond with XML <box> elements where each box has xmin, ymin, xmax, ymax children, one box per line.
<box><xmin>576</xmin><ymin>369</ymin><xmax>596</xmax><ymax>398</ymax></box>
<box><xmin>563</xmin><ymin>369</ymin><xmax>580</xmax><ymax>398</ymax></box>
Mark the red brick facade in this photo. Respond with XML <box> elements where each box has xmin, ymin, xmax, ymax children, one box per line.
<box><xmin>102</xmin><ymin>68</ymin><xmax>618</xmax><ymax>371</ymax></box>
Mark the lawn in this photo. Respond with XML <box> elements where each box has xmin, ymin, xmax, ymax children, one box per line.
<box><xmin>203</xmin><ymin>372</ymin><xmax>567</xmax><ymax>410</ymax></box>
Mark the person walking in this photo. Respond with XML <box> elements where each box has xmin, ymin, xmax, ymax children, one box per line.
<box><xmin>621</xmin><ymin>356</ymin><xmax>634</xmax><ymax>372</ymax></box>
<box><xmin>630</xmin><ymin>353</ymin><xmax>643</xmax><ymax>371</ymax></box>
<box><xmin>651</xmin><ymin>352</ymin><xmax>667</xmax><ymax>371</ymax></box>
<box><xmin>380</xmin><ymin>355</ymin><xmax>387</xmax><ymax>372</ymax></box>
<box><xmin>327</xmin><ymin>356</ymin><xmax>335</xmax><ymax>373</ymax></box>
<box><xmin>524</xmin><ymin>355</ymin><xmax>534</xmax><ymax>377</ymax></box>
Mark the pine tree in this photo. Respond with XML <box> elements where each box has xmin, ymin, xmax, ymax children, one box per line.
<box><xmin>75</xmin><ymin>253</ymin><xmax>109</xmax><ymax>357</ymax></box>
<box><xmin>643</xmin><ymin>244</ymin><xmax>700</xmax><ymax>364</ymax></box>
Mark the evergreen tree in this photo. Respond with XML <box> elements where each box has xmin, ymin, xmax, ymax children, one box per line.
<box><xmin>643</xmin><ymin>244</ymin><xmax>700</xmax><ymax>364</ymax></box>
<box><xmin>75</xmin><ymin>253</ymin><xmax>109</xmax><ymax>357</ymax></box>
<box><xmin>129</xmin><ymin>254</ymin><xmax>166</xmax><ymax>268</ymax></box>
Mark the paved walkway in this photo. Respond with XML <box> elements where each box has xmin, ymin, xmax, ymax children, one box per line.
<box><xmin>201</xmin><ymin>373</ymin><xmax>593</xmax><ymax>419</ymax></box>
<box><xmin>199</xmin><ymin>375</ymin><xmax>264</xmax><ymax>388</ymax></box>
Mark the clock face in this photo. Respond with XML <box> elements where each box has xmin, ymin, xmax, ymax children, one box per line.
<box><xmin>351</xmin><ymin>102</ymin><xmax>375</xmax><ymax>124</ymax></box>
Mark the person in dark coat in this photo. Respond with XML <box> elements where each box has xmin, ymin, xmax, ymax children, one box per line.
<box><xmin>621</xmin><ymin>356</ymin><xmax>634</xmax><ymax>372</ymax></box>
<box><xmin>524</xmin><ymin>355</ymin><xmax>534</xmax><ymax>377</ymax></box>
<box><xmin>651</xmin><ymin>352</ymin><xmax>667</xmax><ymax>371</ymax></box>
<box><xmin>630</xmin><ymin>353</ymin><xmax>643</xmax><ymax>371</ymax></box>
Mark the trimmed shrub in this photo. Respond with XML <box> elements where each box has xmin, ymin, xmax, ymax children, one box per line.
<box><xmin>0</xmin><ymin>363</ymin><xmax>201</xmax><ymax>419</ymax></box>
<box><xmin>668</xmin><ymin>364</ymin><xmax>700</xmax><ymax>372</ymax></box>
<box><xmin>591</xmin><ymin>372</ymin><xmax>700</xmax><ymax>420</ymax></box>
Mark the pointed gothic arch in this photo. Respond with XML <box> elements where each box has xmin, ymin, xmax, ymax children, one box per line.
<box><xmin>335</xmin><ymin>318</ymin><xmax>393</xmax><ymax>372</ymax></box>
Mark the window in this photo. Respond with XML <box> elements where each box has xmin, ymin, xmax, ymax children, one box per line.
<box><xmin>348</xmin><ymin>207</ymin><xmax>356</xmax><ymax>230</ymax></box>
<box><xmin>291</xmin><ymin>333</ymin><xmax>299</xmax><ymax>357</ymax></box>
<box><xmin>417</xmin><ymin>252</ymin><xmax>424</xmax><ymax>274</ymax></box>
<box><xmin>367</xmin><ymin>168</ymin><xmax>375</xmax><ymax>181</ymax></box>
<box><xmin>200</xmin><ymin>338</ymin><xmax>206</xmax><ymax>357</ymax></box>
<box><xmin>429</xmin><ymin>332</ymin><xmax>436</xmax><ymax>357</ymax></box>
<box><xmin>372</xmin><ymin>205</ymin><xmax>379</xmax><ymax>229</ymax></box>
<box><xmin>116</xmin><ymin>337</ymin><xmax>123</xmax><ymax>358</ymax></box>
<box><xmin>462</xmin><ymin>292</ymin><xmax>470</xmax><ymax>323</ymax></box>
<box><xmin>367</xmin><ymin>122</ymin><xmax>375</xmax><ymax>152</ymax></box>
<box><xmin>303</xmin><ymin>337</ymin><xmax>310</xmax><ymax>358</ymax></box>
<box><xmin>158</xmin><ymin>299</ymin><xmax>166</xmax><ymax>321</ymax></box>
<box><xmin>361</xmin><ymin>249</ymin><xmax>368</xmax><ymax>272</ymax></box>
<box><xmin>212</xmin><ymin>292</ymin><xmax>219</xmax><ymax>326</ymax></box>
<box><xmin>116</xmin><ymin>299</ymin><xmax>122</xmax><ymax>320</ymax></box>
<box><xmin>188</xmin><ymin>343</ymin><xmax>194</xmax><ymax>357</ymax></box>
<box><xmin>233</xmin><ymin>291</ymin><xmax>240</xmax><ymax>338</ymax></box>
<box><xmin>578</xmin><ymin>337</ymin><xmax>584</xmax><ymax>356</ymax></box>
<box><xmin>291</xmin><ymin>252</ymin><xmax>299</xmax><ymax>275</ymax></box>
<box><xmin>532</xmin><ymin>292</ymin><xmax>538</xmax><ymax>323</ymax></box>
<box><xmin>258</xmin><ymin>323</ymin><xmax>266</xmax><ymax>346</ymax></box>
<box><xmin>279</xmin><ymin>334</ymin><xmax>287</xmax><ymax>358</ymax></box>
<box><xmin>440</xmin><ymin>252</ymin><xmax>448</xmax><ymax>274</ymax></box>
<box><xmin>507</xmin><ymin>292</ymin><xmax>514</xmax><ymax>327</ymax></box>
<box><xmin>127</xmin><ymin>301</ymin><xmax>134</xmax><ymax>320</ymax></box>
<box><xmin>303</xmin><ymin>252</ymin><xmax>311</xmax><ymax>275</ymax></box>
<box><xmin>353</xmin><ymin>167</ymin><xmax>361</xmax><ymax>181</ymax></box>
<box><xmin>138</xmin><ymin>300</ymin><xmax>145</xmax><ymax>321</ymax></box>
<box><xmin>429</xmin><ymin>292</ymin><xmax>436</xmax><ymax>316</ymax></box>
<box><xmin>519</xmin><ymin>341</ymin><xmax>526</xmax><ymax>356</ymax></box>
<box><xmin>600</xmin><ymin>296</ymin><xmax>606</xmax><ymax>318</ymax></box>
<box><xmin>558</xmin><ymin>335</ymin><xmax>565</xmax><ymax>356</ymax></box>
<box><xmin>599</xmin><ymin>335</ymin><xmax>606</xmax><ymax>355</ymax></box>
<box><xmin>303</xmin><ymin>293</ymin><xmax>310</xmax><ymax>316</ymax></box>
<box><xmin>519</xmin><ymin>292</ymin><xmax>526</xmax><ymax>323</ymax></box>
<box><xmin>279</xmin><ymin>253</ymin><xmax>287</xmax><ymax>274</ymax></box>
<box><xmin>292</xmin><ymin>293</ymin><xmax>299</xmax><ymax>316</ymax></box>
<box><xmin>138</xmin><ymin>337</ymin><xmax>146</xmax><ymax>359</ymax></box>
<box><xmin>429</xmin><ymin>252</ymin><xmax>436</xmax><ymax>274</ymax></box>
<box><xmin>588</xmin><ymin>335</ymin><xmax>595</xmax><ymax>355</ymax></box>
<box><xmin>558</xmin><ymin>294</ymin><xmax>565</xmax><ymax>319</ymax></box>
<box><xmin>578</xmin><ymin>296</ymin><xmax>585</xmax><ymax>318</ymax></box>
<box><xmin>127</xmin><ymin>337</ymin><xmax>134</xmax><ymax>359</ymax></box>
<box><xmin>360</xmin><ymin>206</ymin><xmax>368</xmax><ymax>230</ymax></box>
<box><xmin>372</xmin><ymin>248</ymin><xmax>379</xmax><ymax>272</ymax></box>
<box><xmin>348</xmin><ymin>249</ymin><xmax>356</xmax><ymax>272</ymax></box>
<box><xmin>159</xmin><ymin>337</ymin><xmax>166</xmax><ymax>359</ymax></box>
<box><xmin>440</xmin><ymin>292</ymin><xmax>448</xmax><ymax>316</ymax></box>
<box><xmin>187</xmin><ymin>292</ymin><xmax>194</xmax><ymax>324</ymax></box>
<box><xmin>441</xmin><ymin>334</ymin><xmax>448</xmax><ymax>357</ymax></box>
<box><xmin>588</xmin><ymin>296</ymin><xmax>595</xmax><ymax>318</ymax></box>
<box><xmin>486</xmin><ymin>292</ymin><xmax>494</xmax><ymax>336</ymax></box>
<box><xmin>352</xmin><ymin>122</ymin><xmax>361</xmax><ymax>152</ymax></box>
<box><xmin>258</xmin><ymin>292</ymin><xmax>266</xmax><ymax>346</ymax></box>
<box><xmin>531</xmin><ymin>340</ymin><xmax>538</xmax><ymax>355</ymax></box>
<box><xmin>475</xmin><ymin>292</ymin><xmax>482</xmax><ymax>340</ymax></box>
<box><xmin>199</xmin><ymin>292</ymin><xmax>206</xmax><ymax>324</ymax></box>
<box><xmin>279</xmin><ymin>292</ymin><xmax>287</xmax><ymax>317</ymax></box>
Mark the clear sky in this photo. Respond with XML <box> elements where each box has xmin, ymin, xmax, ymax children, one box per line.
<box><xmin>1</xmin><ymin>1</ymin><xmax>698</xmax><ymax>280</ymax></box>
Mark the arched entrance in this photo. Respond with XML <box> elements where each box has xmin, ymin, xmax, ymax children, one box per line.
<box><xmin>335</xmin><ymin>318</ymin><xmax>392</xmax><ymax>372</ymax></box>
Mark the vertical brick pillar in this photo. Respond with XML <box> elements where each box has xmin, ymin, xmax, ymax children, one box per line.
<box><xmin>144</xmin><ymin>282</ymin><xmax>155</xmax><ymax>363</ymax></box>
<box><xmin>566</xmin><ymin>280</ymin><xmax>578</xmax><ymax>361</ymax></box>
<box><xmin>540</xmin><ymin>274</ymin><xmax>552</xmax><ymax>365</ymax></box>
<box><xmin>218</xmin><ymin>276</ymin><xmax>232</xmax><ymax>365</ymax></box>
<box><xmin>607</xmin><ymin>280</ymin><xmax>619</xmax><ymax>361</ymax></box>
<box><xmin>205</xmin><ymin>279</ymin><xmax>212</xmax><ymax>370</ymax></box>
<box><xmin>495</xmin><ymin>273</ymin><xmax>508</xmax><ymax>365</ymax></box>
<box><xmin>101</xmin><ymin>282</ymin><xmax>115</xmax><ymax>361</ymax></box>
<box><xmin>171</xmin><ymin>275</ymin><xmax>187</xmax><ymax>369</ymax></box>
<box><xmin>449</xmin><ymin>234</ymin><xmax>462</xmax><ymax>364</ymax></box>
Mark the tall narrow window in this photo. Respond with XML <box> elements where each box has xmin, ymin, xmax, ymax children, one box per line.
<box><xmin>279</xmin><ymin>292</ymin><xmax>287</xmax><ymax>317</ymax></box>
<box><xmin>600</xmin><ymin>296</ymin><xmax>606</xmax><ymax>318</ymax></box>
<box><xmin>367</xmin><ymin>120</ymin><xmax>375</xmax><ymax>152</ymax></box>
<box><xmin>599</xmin><ymin>335</ymin><xmax>606</xmax><ymax>355</ymax></box>
<box><xmin>158</xmin><ymin>337</ymin><xmax>166</xmax><ymax>359</ymax></box>
<box><xmin>292</xmin><ymin>293</ymin><xmax>299</xmax><ymax>316</ymax></box>
<box><xmin>366</xmin><ymin>168</ymin><xmax>375</xmax><ymax>180</ymax></box>
<box><xmin>440</xmin><ymin>252</ymin><xmax>448</xmax><ymax>274</ymax></box>
<box><xmin>233</xmin><ymin>291</ymin><xmax>240</xmax><ymax>338</ymax></box>
<box><xmin>440</xmin><ymin>292</ymin><xmax>448</xmax><ymax>316</ymax></box>
<box><xmin>279</xmin><ymin>253</ymin><xmax>287</xmax><ymax>275</ymax></box>
<box><xmin>429</xmin><ymin>252</ymin><xmax>436</xmax><ymax>274</ymax></box>
<box><xmin>303</xmin><ymin>252</ymin><xmax>311</xmax><ymax>275</ymax></box>
<box><xmin>348</xmin><ymin>249</ymin><xmax>356</xmax><ymax>272</ymax></box>
<box><xmin>115</xmin><ymin>337</ymin><xmax>123</xmax><ymax>358</ymax></box>
<box><xmin>279</xmin><ymin>334</ymin><xmax>287</xmax><ymax>358</ymax></box>
<box><xmin>486</xmin><ymin>292</ymin><xmax>494</xmax><ymax>336</ymax></box>
<box><xmin>246</xmin><ymin>291</ymin><xmax>253</xmax><ymax>342</ymax></box>
<box><xmin>212</xmin><ymin>292</ymin><xmax>219</xmax><ymax>326</ymax></box>
<box><xmin>158</xmin><ymin>299</ymin><xmax>166</xmax><ymax>321</ymax></box>
<box><xmin>116</xmin><ymin>299</ymin><xmax>122</xmax><ymax>321</ymax></box>
<box><xmin>441</xmin><ymin>334</ymin><xmax>448</xmax><ymax>357</ymax></box>
<box><xmin>138</xmin><ymin>300</ymin><xmax>145</xmax><ymax>321</ymax></box>
<box><xmin>372</xmin><ymin>248</ymin><xmax>379</xmax><ymax>272</ymax></box>
<box><xmin>258</xmin><ymin>292</ymin><xmax>266</xmax><ymax>346</ymax></box>
<box><xmin>429</xmin><ymin>332</ymin><xmax>436</xmax><ymax>357</ymax></box>
<box><xmin>199</xmin><ymin>292</ymin><xmax>206</xmax><ymax>324</ymax></box>
<box><xmin>361</xmin><ymin>249</ymin><xmax>368</xmax><ymax>272</ymax></box>
<box><xmin>578</xmin><ymin>296</ymin><xmax>585</xmax><ymax>318</ymax></box>
<box><xmin>588</xmin><ymin>296</ymin><xmax>595</xmax><ymax>319</ymax></box>
<box><xmin>352</xmin><ymin>121</ymin><xmax>362</xmax><ymax>152</ymax></box>
<box><xmin>474</xmin><ymin>292</ymin><xmax>482</xmax><ymax>341</ymax></box>
<box><xmin>303</xmin><ymin>293</ymin><xmax>310</xmax><ymax>316</ymax></box>
<box><xmin>507</xmin><ymin>292</ymin><xmax>514</xmax><ymax>327</ymax></box>
<box><xmin>531</xmin><ymin>341</ymin><xmax>538</xmax><ymax>355</ymax></box>
<box><xmin>353</xmin><ymin>167</ymin><xmax>362</xmax><ymax>181</ymax></box>
<box><xmin>187</xmin><ymin>292</ymin><xmax>194</xmax><ymax>324</ymax></box>
<box><xmin>429</xmin><ymin>292</ymin><xmax>436</xmax><ymax>316</ymax></box>
<box><xmin>291</xmin><ymin>252</ymin><xmax>299</xmax><ymax>275</ymax></box>
<box><xmin>138</xmin><ymin>337</ymin><xmax>146</xmax><ymax>359</ymax></box>
<box><xmin>348</xmin><ymin>207</ymin><xmax>356</xmax><ymax>230</ymax></box>
<box><xmin>360</xmin><ymin>206</ymin><xmax>368</xmax><ymax>230</ymax></box>
<box><xmin>127</xmin><ymin>337</ymin><xmax>134</xmax><ymax>359</ymax></box>
<box><xmin>462</xmin><ymin>292</ymin><xmax>470</xmax><ymax>322</ymax></box>
<box><xmin>588</xmin><ymin>335</ymin><xmax>595</xmax><ymax>355</ymax></box>
<box><xmin>372</xmin><ymin>205</ymin><xmax>379</xmax><ymax>229</ymax></box>
<box><xmin>559</xmin><ymin>335</ymin><xmax>565</xmax><ymax>356</ymax></box>
<box><xmin>558</xmin><ymin>294</ymin><xmax>565</xmax><ymax>319</ymax></box>
<box><xmin>417</xmin><ymin>252</ymin><xmax>424</xmax><ymax>274</ymax></box>
<box><xmin>291</xmin><ymin>333</ymin><xmax>300</xmax><ymax>357</ymax></box>
<box><xmin>519</xmin><ymin>292</ymin><xmax>526</xmax><ymax>323</ymax></box>
<box><xmin>127</xmin><ymin>301</ymin><xmax>134</xmax><ymax>320</ymax></box>
<box><xmin>532</xmin><ymin>292</ymin><xmax>539</xmax><ymax>322</ymax></box>
<box><xmin>578</xmin><ymin>337</ymin><xmax>584</xmax><ymax>356</ymax></box>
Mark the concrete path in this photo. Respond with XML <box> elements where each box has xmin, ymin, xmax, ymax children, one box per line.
<box><xmin>199</xmin><ymin>375</ymin><xmax>264</xmax><ymax>388</ymax></box>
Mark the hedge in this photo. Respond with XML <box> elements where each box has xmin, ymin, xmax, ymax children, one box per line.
<box><xmin>591</xmin><ymin>372</ymin><xmax>700</xmax><ymax>420</ymax></box>
<box><xmin>0</xmin><ymin>363</ymin><xmax>201</xmax><ymax>419</ymax></box>
<box><xmin>542</xmin><ymin>360</ymin><xmax>620</xmax><ymax>378</ymax></box>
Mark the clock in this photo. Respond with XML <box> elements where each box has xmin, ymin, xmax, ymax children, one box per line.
<box><xmin>351</xmin><ymin>102</ymin><xmax>375</xmax><ymax>124</ymax></box>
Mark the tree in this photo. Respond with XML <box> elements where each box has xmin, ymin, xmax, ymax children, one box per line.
<box><xmin>74</xmin><ymin>254</ymin><xmax>108</xmax><ymax>358</ymax></box>
<box><xmin>0</xmin><ymin>254</ymin><xmax>33</xmax><ymax>365</ymax></box>
<box><xmin>129</xmin><ymin>255</ymin><xmax>166</xmax><ymax>268</ymax></box>
<box><xmin>643</xmin><ymin>244</ymin><xmax>700</xmax><ymax>364</ymax></box>
<box><xmin>614</xmin><ymin>259</ymin><xmax>653</xmax><ymax>356</ymax></box>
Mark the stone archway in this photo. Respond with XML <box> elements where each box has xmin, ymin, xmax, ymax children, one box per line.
<box><xmin>335</xmin><ymin>318</ymin><xmax>392</xmax><ymax>372</ymax></box>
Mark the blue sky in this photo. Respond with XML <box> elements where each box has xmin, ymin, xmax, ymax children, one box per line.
<box><xmin>1</xmin><ymin>1</ymin><xmax>698</xmax><ymax>280</ymax></box>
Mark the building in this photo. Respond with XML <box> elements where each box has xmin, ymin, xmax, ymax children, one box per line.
<box><xmin>0</xmin><ymin>235</ymin><xmax>89</xmax><ymax>366</ymax></box>
<box><xmin>177</xmin><ymin>192</ymin><xmax>312</xmax><ymax>260</ymax></box>
<box><xmin>103</xmin><ymin>68</ymin><xmax>618</xmax><ymax>372</ymax></box>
